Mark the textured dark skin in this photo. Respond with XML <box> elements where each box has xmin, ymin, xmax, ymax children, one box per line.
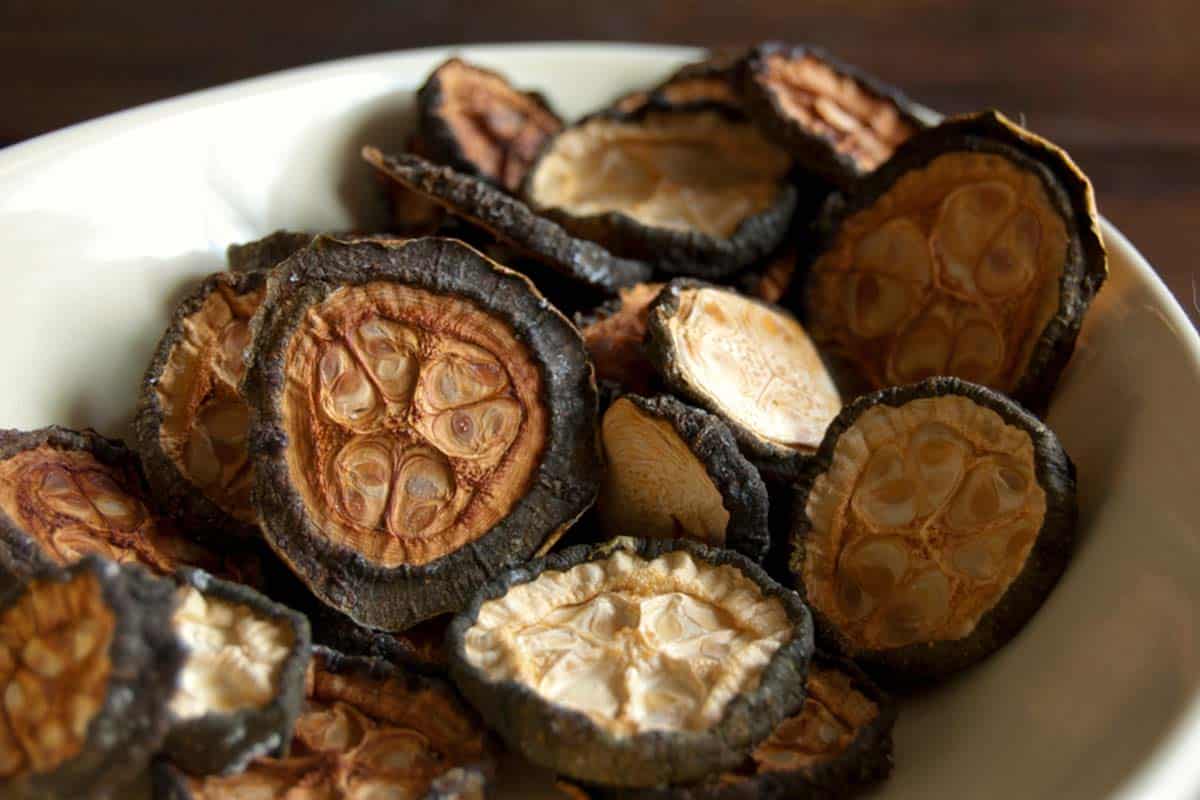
<box><xmin>225</xmin><ymin>230</ymin><xmax>317</xmax><ymax>274</ymax></box>
<box><xmin>242</xmin><ymin>236</ymin><xmax>601</xmax><ymax>632</ymax></box>
<box><xmin>446</xmin><ymin>537</ymin><xmax>815</xmax><ymax>789</ymax></box>
<box><xmin>162</xmin><ymin>567</ymin><xmax>312</xmax><ymax>777</ymax></box>
<box><xmin>522</xmin><ymin>101</ymin><xmax>798</xmax><ymax>280</ymax></box>
<box><xmin>788</xmin><ymin>377</ymin><xmax>1079</xmax><ymax>683</ymax></box>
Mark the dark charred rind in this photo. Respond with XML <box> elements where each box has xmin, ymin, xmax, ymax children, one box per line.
<box><xmin>225</xmin><ymin>230</ymin><xmax>316</xmax><ymax>274</ymax></box>
<box><xmin>133</xmin><ymin>270</ymin><xmax>268</xmax><ymax>542</ymax></box>
<box><xmin>163</xmin><ymin>567</ymin><xmax>311</xmax><ymax>776</ymax></box>
<box><xmin>524</xmin><ymin>103</ymin><xmax>797</xmax><ymax>279</ymax></box>
<box><xmin>244</xmin><ymin>235</ymin><xmax>601</xmax><ymax>631</ymax></box>
<box><xmin>0</xmin><ymin>558</ymin><xmax>184</xmax><ymax>800</ymax></box>
<box><xmin>418</xmin><ymin>57</ymin><xmax>564</xmax><ymax>193</ymax></box>
<box><xmin>737</xmin><ymin>43</ymin><xmax>928</xmax><ymax>188</ymax></box>
<box><xmin>362</xmin><ymin>149</ymin><xmax>653</xmax><ymax>296</ymax></box>
<box><xmin>610</xmin><ymin>55</ymin><xmax>743</xmax><ymax>115</ymax></box>
<box><xmin>806</xmin><ymin>110</ymin><xmax>1107</xmax><ymax>414</ymax></box>
<box><xmin>300</xmin><ymin>589</ymin><xmax>449</xmax><ymax>673</ymax></box>
<box><xmin>789</xmin><ymin>377</ymin><xmax>1077</xmax><ymax>682</ymax></box>
<box><xmin>447</xmin><ymin>537</ymin><xmax>815</xmax><ymax>788</ymax></box>
<box><xmin>604</xmin><ymin>394</ymin><xmax>770</xmax><ymax>562</ymax></box>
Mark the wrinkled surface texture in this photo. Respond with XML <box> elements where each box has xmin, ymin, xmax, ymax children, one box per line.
<box><xmin>281</xmin><ymin>281</ymin><xmax>546</xmax><ymax>567</ymax></box>
<box><xmin>0</xmin><ymin>571</ymin><xmax>114</xmax><ymax>778</ymax></box>
<box><xmin>464</xmin><ymin>549</ymin><xmax>790</xmax><ymax>736</ymax></box>
<box><xmin>809</xmin><ymin>152</ymin><xmax>1069</xmax><ymax>393</ymax></box>
<box><xmin>169</xmin><ymin>585</ymin><xmax>294</xmax><ymax>719</ymax></box>
<box><xmin>582</xmin><ymin>282</ymin><xmax>663</xmax><ymax>393</ymax></box>
<box><xmin>156</xmin><ymin>281</ymin><xmax>265</xmax><ymax>523</ymax></box>
<box><xmin>665</xmin><ymin>288</ymin><xmax>840</xmax><ymax>450</ymax></box>
<box><xmin>599</xmin><ymin>398</ymin><xmax>730</xmax><ymax>546</ymax></box>
<box><xmin>803</xmin><ymin>396</ymin><xmax>1046</xmax><ymax>650</ymax></box>
<box><xmin>529</xmin><ymin>111</ymin><xmax>791</xmax><ymax>238</ymax></box>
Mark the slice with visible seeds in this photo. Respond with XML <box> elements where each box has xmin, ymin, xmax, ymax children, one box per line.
<box><xmin>790</xmin><ymin>377</ymin><xmax>1077</xmax><ymax>681</ymax></box>
<box><xmin>576</xmin><ymin>282</ymin><xmax>665</xmax><ymax>397</ymax></box>
<box><xmin>598</xmin><ymin>395</ymin><xmax>769</xmax><ymax>561</ymax></box>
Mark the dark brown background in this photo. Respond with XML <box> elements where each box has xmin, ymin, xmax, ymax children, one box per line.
<box><xmin>3</xmin><ymin>0</ymin><xmax>1196</xmax><ymax>323</ymax></box>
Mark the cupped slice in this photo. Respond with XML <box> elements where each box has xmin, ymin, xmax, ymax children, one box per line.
<box><xmin>802</xmin><ymin>110</ymin><xmax>1107</xmax><ymax>412</ymax></box>
<box><xmin>448</xmin><ymin>536</ymin><xmax>814</xmax><ymax>788</ymax></box>
<box><xmin>598</xmin><ymin>395</ymin><xmax>769</xmax><ymax>561</ymax></box>
<box><xmin>244</xmin><ymin>236</ymin><xmax>600</xmax><ymax>631</ymax></box>
<box><xmin>524</xmin><ymin>105</ymin><xmax>796</xmax><ymax>278</ymax></box>
<box><xmin>790</xmin><ymin>377</ymin><xmax>1077</xmax><ymax>681</ymax></box>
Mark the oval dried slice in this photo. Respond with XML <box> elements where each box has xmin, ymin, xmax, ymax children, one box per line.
<box><xmin>418</xmin><ymin>57</ymin><xmax>564</xmax><ymax>193</ymax></box>
<box><xmin>598</xmin><ymin>395</ymin><xmax>769</xmax><ymax>561</ymax></box>
<box><xmin>803</xmin><ymin>110</ymin><xmax>1107</xmax><ymax>412</ymax></box>
<box><xmin>0</xmin><ymin>557</ymin><xmax>184</xmax><ymax>800</ymax></box>
<box><xmin>791</xmin><ymin>377</ymin><xmax>1077</xmax><ymax>681</ymax></box>
<box><xmin>448</xmin><ymin>537</ymin><xmax>814</xmax><ymax>788</ymax></box>
<box><xmin>647</xmin><ymin>281</ymin><xmax>842</xmax><ymax>479</ymax></box>
<box><xmin>577</xmin><ymin>281</ymin><xmax>665</xmax><ymax>397</ymax></box>
<box><xmin>244</xmin><ymin>236</ymin><xmax>600</xmax><ymax>631</ymax></box>
<box><xmin>524</xmin><ymin>105</ymin><xmax>796</xmax><ymax>278</ymax></box>
<box><xmin>162</xmin><ymin>568</ymin><xmax>311</xmax><ymax>777</ymax></box>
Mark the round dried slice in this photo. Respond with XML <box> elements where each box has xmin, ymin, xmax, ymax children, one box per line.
<box><xmin>524</xmin><ymin>105</ymin><xmax>797</xmax><ymax>278</ymax></box>
<box><xmin>598</xmin><ymin>395</ymin><xmax>769</xmax><ymax>561</ymax></box>
<box><xmin>244</xmin><ymin>236</ymin><xmax>600</xmax><ymax>631</ymax></box>
<box><xmin>134</xmin><ymin>271</ymin><xmax>267</xmax><ymax>541</ymax></box>
<box><xmin>362</xmin><ymin>149</ymin><xmax>653</xmax><ymax>296</ymax></box>
<box><xmin>577</xmin><ymin>282</ymin><xmax>665</xmax><ymax>397</ymax></box>
<box><xmin>0</xmin><ymin>557</ymin><xmax>184</xmax><ymax>799</ymax></box>
<box><xmin>418</xmin><ymin>57</ymin><xmax>564</xmax><ymax>193</ymax></box>
<box><xmin>803</xmin><ymin>110</ymin><xmax>1108</xmax><ymax>413</ymax></box>
<box><xmin>163</xmin><ymin>567</ymin><xmax>311</xmax><ymax>776</ymax></box>
<box><xmin>226</xmin><ymin>230</ymin><xmax>317</xmax><ymax>274</ymax></box>
<box><xmin>790</xmin><ymin>377</ymin><xmax>1077</xmax><ymax>681</ymax></box>
<box><xmin>610</xmin><ymin>55</ymin><xmax>743</xmax><ymax>115</ymax></box>
<box><xmin>646</xmin><ymin>281</ymin><xmax>842</xmax><ymax>478</ymax></box>
<box><xmin>162</xmin><ymin>645</ymin><xmax>495</xmax><ymax>800</ymax></box>
<box><xmin>448</xmin><ymin>536</ymin><xmax>814</xmax><ymax>788</ymax></box>
<box><xmin>737</xmin><ymin>42</ymin><xmax>929</xmax><ymax>187</ymax></box>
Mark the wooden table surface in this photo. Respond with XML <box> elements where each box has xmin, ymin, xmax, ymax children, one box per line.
<box><xmin>3</xmin><ymin>0</ymin><xmax>1196</xmax><ymax>324</ymax></box>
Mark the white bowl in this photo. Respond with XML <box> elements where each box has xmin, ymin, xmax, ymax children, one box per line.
<box><xmin>1</xmin><ymin>43</ymin><xmax>1198</xmax><ymax>800</ymax></box>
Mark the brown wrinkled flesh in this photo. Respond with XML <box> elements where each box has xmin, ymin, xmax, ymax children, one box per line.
<box><xmin>581</xmin><ymin>282</ymin><xmax>663</xmax><ymax>393</ymax></box>
<box><xmin>463</xmin><ymin>548</ymin><xmax>790</xmax><ymax>736</ymax></box>
<box><xmin>156</xmin><ymin>281</ymin><xmax>266</xmax><ymax>524</ymax></box>
<box><xmin>186</xmin><ymin>658</ymin><xmax>488</xmax><ymax>799</ymax></box>
<box><xmin>0</xmin><ymin>571</ymin><xmax>115</xmax><ymax>778</ymax></box>
<box><xmin>0</xmin><ymin>445</ymin><xmax>215</xmax><ymax>575</ymax></box>
<box><xmin>803</xmin><ymin>396</ymin><xmax>1046</xmax><ymax>650</ymax></box>
<box><xmin>759</xmin><ymin>53</ymin><xmax>917</xmax><ymax>172</ymax></box>
<box><xmin>281</xmin><ymin>281</ymin><xmax>547</xmax><ymax>567</ymax></box>
<box><xmin>528</xmin><ymin>111</ymin><xmax>791</xmax><ymax>238</ymax></box>
<box><xmin>598</xmin><ymin>398</ymin><xmax>730</xmax><ymax>546</ymax></box>
<box><xmin>433</xmin><ymin>59</ymin><xmax>562</xmax><ymax>192</ymax></box>
<box><xmin>748</xmin><ymin>247</ymin><xmax>798</xmax><ymax>305</ymax></box>
<box><xmin>664</xmin><ymin>288</ymin><xmax>841</xmax><ymax>451</ymax></box>
<box><xmin>808</xmin><ymin>152</ymin><xmax>1069</xmax><ymax>394</ymax></box>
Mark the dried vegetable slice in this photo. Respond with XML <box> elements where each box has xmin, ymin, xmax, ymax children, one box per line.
<box><xmin>611</xmin><ymin>55</ymin><xmax>743</xmax><ymax>115</ymax></box>
<box><xmin>577</xmin><ymin>281</ymin><xmax>665</xmax><ymax>397</ymax></box>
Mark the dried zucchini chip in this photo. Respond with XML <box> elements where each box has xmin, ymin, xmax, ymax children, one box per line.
<box><xmin>418</xmin><ymin>57</ymin><xmax>564</xmax><ymax>192</ymax></box>
<box><xmin>0</xmin><ymin>558</ymin><xmax>183</xmax><ymax>799</ymax></box>
<box><xmin>647</xmin><ymin>281</ymin><xmax>842</xmax><ymax>478</ymax></box>
<box><xmin>611</xmin><ymin>55</ymin><xmax>742</xmax><ymax>115</ymax></box>
<box><xmin>448</xmin><ymin>537</ymin><xmax>814</xmax><ymax>788</ymax></box>
<box><xmin>163</xmin><ymin>568</ymin><xmax>311</xmax><ymax>776</ymax></box>
<box><xmin>525</xmin><ymin>105</ymin><xmax>796</xmax><ymax>278</ymax></box>
<box><xmin>803</xmin><ymin>111</ymin><xmax>1107</xmax><ymax>412</ymax></box>
<box><xmin>598</xmin><ymin>395</ymin><xmax>769</xmax><ymax>561</ymax></box>
<box><xmin>244</xmin><ymin>236</ymin><xmax>600</xmax><ymax>631</ymax></box>
<box><xmin>135</xmin><ymin>271</ymin><xmax>267</xmax><ymax>541</ymax></box>
<box><xmin>363</xmin><ymin>149</ymin><xmax>653</xmax><ymax>296</ymax></box>
<box><xmin>738</xmin><ymin>43</ymin><xmax>927</xmax><ymax>186</ymax></box>
<box><xmin>577</xmin><ymin>282</ymin><xmax>665</xmax><ymax>396</ymax></box>
<box><xmin>791</xmin><ymin>378</ymin><xmax>1077</xmax><ymax>681</ymax></box>
<box><xmin>226</xmin><ymin>230</ymin><xmax>317</xmax><ymax>274</ymax></box>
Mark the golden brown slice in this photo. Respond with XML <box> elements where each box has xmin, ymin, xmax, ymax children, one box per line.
<box><xmin>578</xmin><ymin>282</ymin><xmax>664</xmax><ymax>395</ymax></box>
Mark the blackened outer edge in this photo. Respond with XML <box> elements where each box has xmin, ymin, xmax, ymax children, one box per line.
<box><xmin>800</xmin><ymin>110</ymin><xmax>1108</xmax><ymax>416</ymax></box>
<box><xmin>522</xmin><ymin>102</ymin><xmax>799</xmax><ymax>279</ymax></box>
<box><xmin>225</xmin><ymin>231</ymin><xmax>317</xmax><ymax>274</ymax></box>
<box><xmin>362</xmin><ymin>149</ymin><xmax>652</xmax><ymax>296</ymax></box>
<box><xmin>737</xmin><ymin>42</ymin><xmax>930</xmax><ymax>189</ymax></box>
<box><xmin>132</xmin><ymin>270</ymin><xmax>269</xmax><ymax>543</ymax></box>
<box><xmin>243</xmin><ymin>236</ymin><xmax>601</xmax><ymax>631</ymax></box>
<box><xmin>446</xmin><ymin>536</ymin><xmax>814</xmax><ymax>788</ymax></box>
<box><xmin>1</xmin><ymin>557</ymin><xmax>185</xmax><ymax>800</ymax></box>
<box><xmin>162</xmin><ymin>567</ymin><xmax>312</xmax><ymax>777</ymax></box>
<box><xmin>788</xmin><ymin>377</ymin><xmax>1078</xmax><ymax>683</ymax></box>
<box><xmin>611</xmin><ymin>394</ymin><xmax>770</xmax><ymax>562</ymax></box>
